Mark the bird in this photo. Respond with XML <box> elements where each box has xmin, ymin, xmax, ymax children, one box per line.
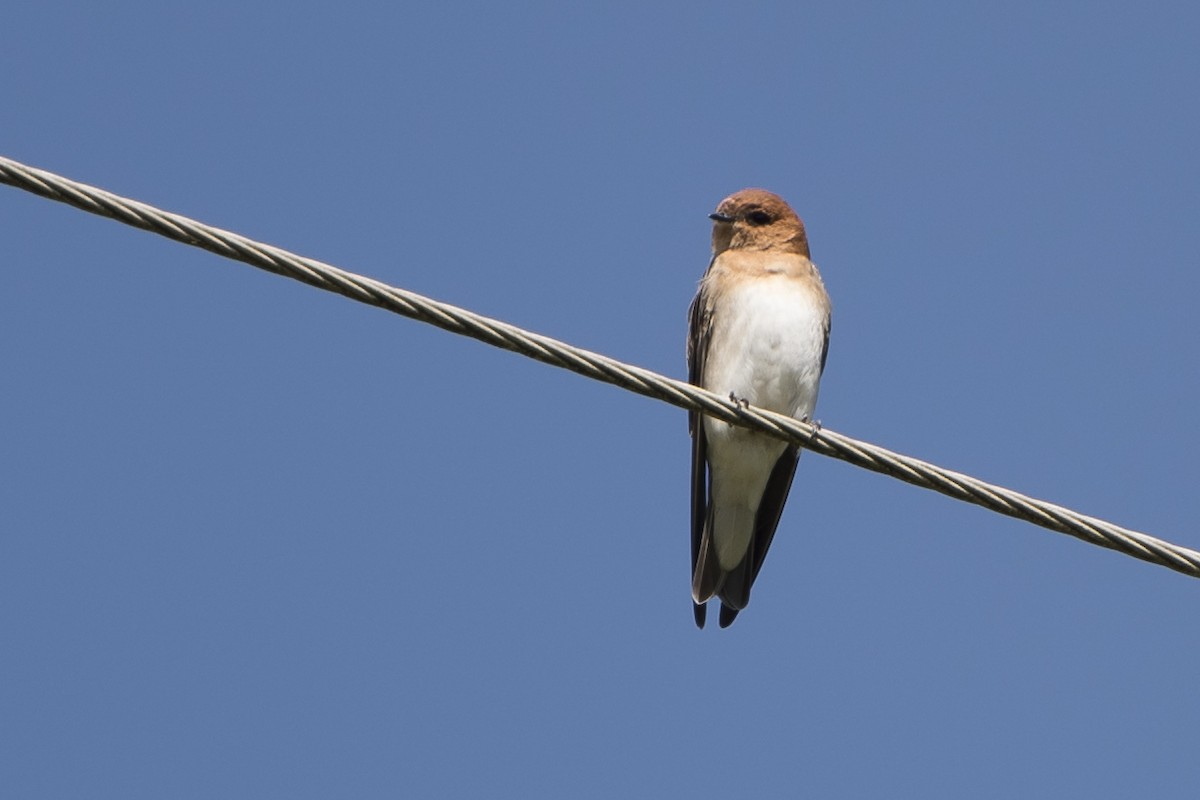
<box><xmin>687</xmin><ymin>189</ymin><xmax>831</xmax><ymax>628</ymax></box>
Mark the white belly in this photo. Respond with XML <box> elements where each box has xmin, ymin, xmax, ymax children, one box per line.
<box><xmin>701</xmin><ymin>274</ymin><xmax>827</xmax><ymax>569</ymax></box>
<box><xmin>702</xmin><ymin>275</ymin><xmax>826</xmax><ymax>421</ymax></box>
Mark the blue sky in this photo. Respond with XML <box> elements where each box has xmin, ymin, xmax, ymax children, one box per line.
<box><xmin>3</xmin><ymin>3</ymin><xmax>1199</xmax><ymax>797</ymax></box>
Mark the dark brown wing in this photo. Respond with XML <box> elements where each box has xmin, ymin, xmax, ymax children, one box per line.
<box><xmin>686</xmin><ymin>276</ymin><xmax>714</xmax><ymax>628</ymax></box>
<box><xmin>819</xmin><ymin>314</ymin><xmax>831</xmax><ymax>373</ymax></box>
<box><xmin>685</xmin><ymin>283</ymin><xmax>710</xmax><ymax>433</ymax></box>
<box><xmin>690</xmin><ymin>425</ymin><xmax>709</xmax><ymax>628</ymax></box>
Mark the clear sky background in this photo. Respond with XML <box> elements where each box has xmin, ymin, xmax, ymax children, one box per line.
<box><xmin>3</xmin><ymin>3</ymin><xmax>1199</xmax><ymax>797</ymax></box>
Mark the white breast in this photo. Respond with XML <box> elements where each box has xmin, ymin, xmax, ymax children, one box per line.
<box><xmin>702</xmin><ymin>274</ymin><xmax>827</xmax><ymax>422</ymax></box>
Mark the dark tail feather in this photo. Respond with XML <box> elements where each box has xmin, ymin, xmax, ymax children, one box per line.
<box><xmin>716</xmin><ymin>557</ymin><xmax>750</xmax><ymax>627</ymax></box>
<box><xmin>693</xmin><ymin>601</ymin><xmax>707</xmax><ymax>628</ymax></box>
<box><xmin>719</xmin><ymin>603</ymin><xmax>740</xmax><ymax>628</ymax></box>
<box><xmin>717</xmin><ymin>551</ymin><xmax>752</xmax><ymax>611</ymax></box>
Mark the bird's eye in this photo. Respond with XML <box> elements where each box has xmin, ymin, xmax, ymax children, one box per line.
<box><xmin>746</xmin><ymin>210</ymin><xmax>772</xmax><ymax>226</ymax></box>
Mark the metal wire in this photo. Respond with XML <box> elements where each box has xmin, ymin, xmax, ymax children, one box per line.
<box><xmin>3</xmin><ymin>154</ymin><xmax>1197</xmax><ymax>579</ymax></box>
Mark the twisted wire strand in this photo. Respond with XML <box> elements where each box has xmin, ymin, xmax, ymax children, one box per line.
<box><xmin>3</xmin><ymin>155</ymin><xmax>1197</xmax><ymax>579</ymax></box>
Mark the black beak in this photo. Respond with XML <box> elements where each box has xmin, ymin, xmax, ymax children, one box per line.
<box><xmin>709</xmin><ymin>212</ymin><xmax>734</xmax><ymax>223</ymax></box>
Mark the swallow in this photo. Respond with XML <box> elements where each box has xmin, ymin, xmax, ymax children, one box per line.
<box><xmin>687</xmin><ymin>189</ymin><xmax>831</xmax><ymax>628</ymax></box>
